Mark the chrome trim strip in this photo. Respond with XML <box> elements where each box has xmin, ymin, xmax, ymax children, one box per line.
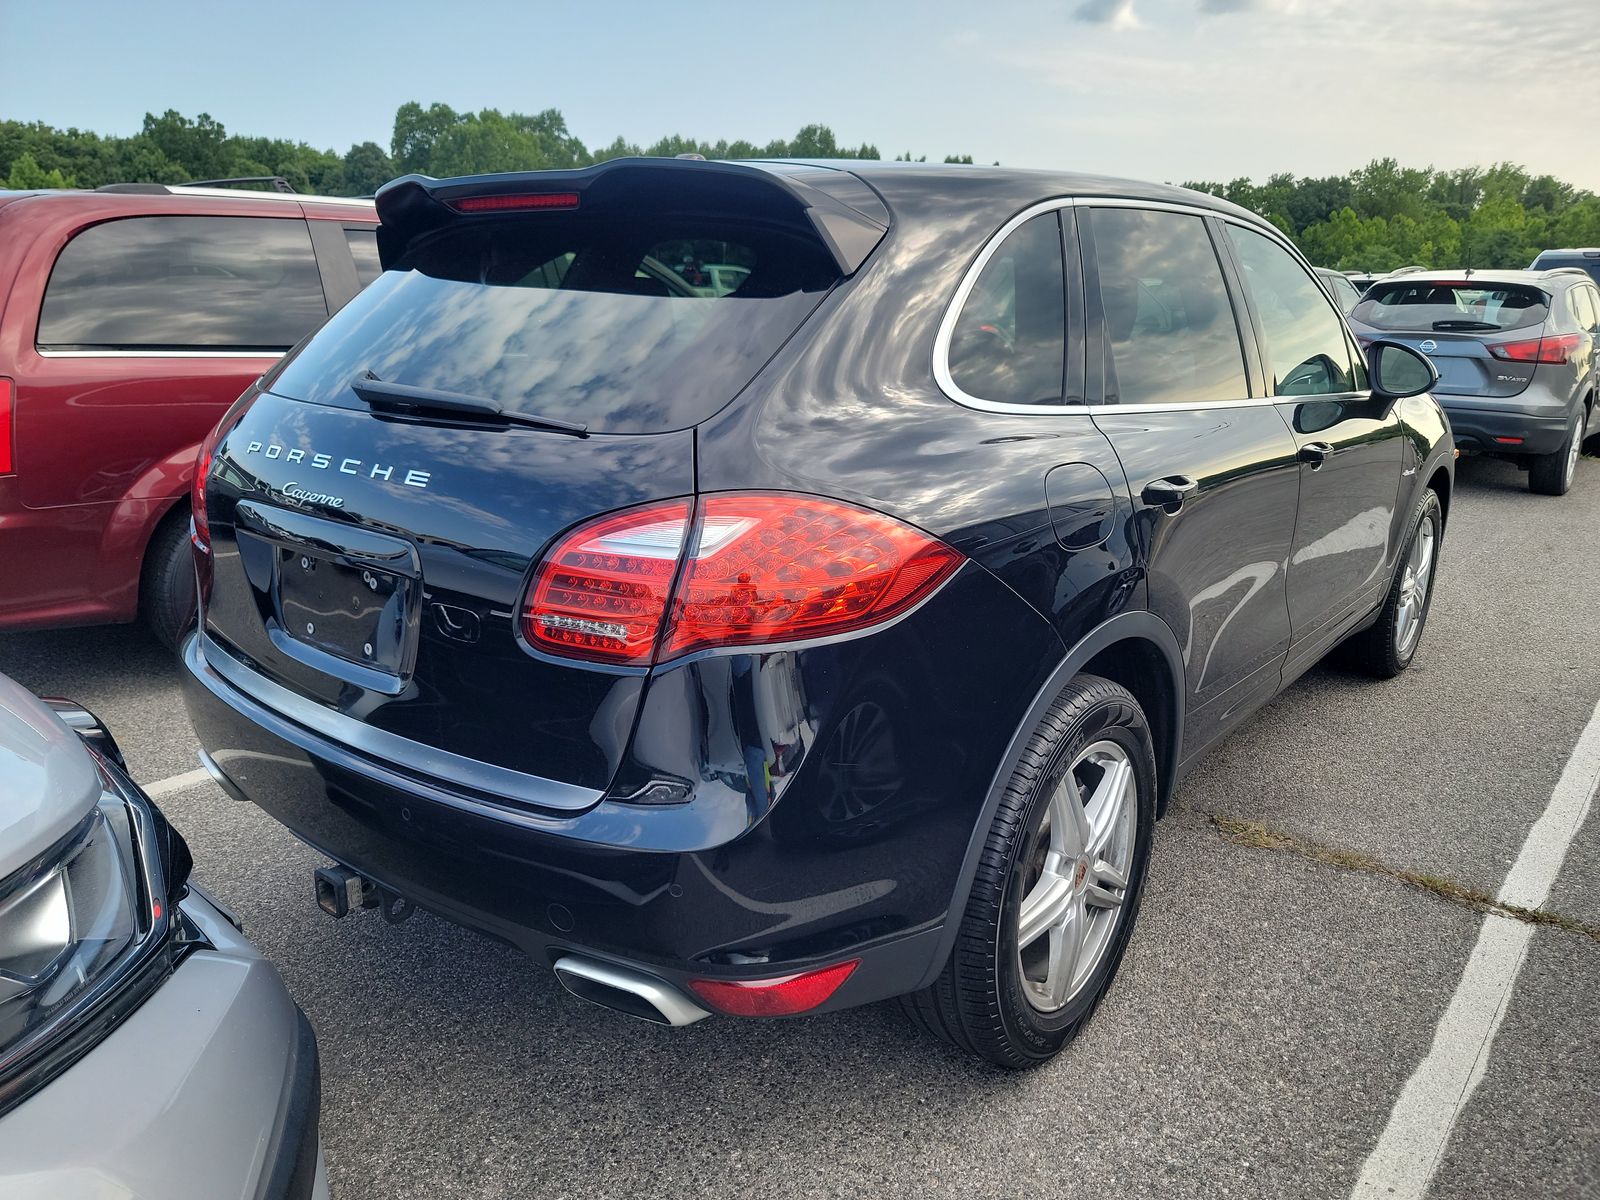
<box><xmin>194</xmin><ymin>633</ymin><xmax>603</xmax><ymax>813</ymax></box>
<box><xmin>553</xmin><ymin>956</ymin><xmax>712</xmax><ymax>1026</ymax></box>
<box><xmin>35</xmin><ymin>349</ymin><xmax>285</xmax><ymax>360</ymax></box>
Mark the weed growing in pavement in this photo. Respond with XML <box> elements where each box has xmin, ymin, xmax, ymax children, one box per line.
<box><xmin>1206</xmin><ymin>812</ymin><xmax>1600</xmax><ymax>945</ymax></box>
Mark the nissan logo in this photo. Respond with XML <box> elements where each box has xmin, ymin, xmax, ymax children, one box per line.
<box><xmin>1419</xmin><ymin>339</ymin><xmax>1438</xmax><ymax>353</ymax></box>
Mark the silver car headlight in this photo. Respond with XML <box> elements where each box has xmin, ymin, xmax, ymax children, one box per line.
<box><xmin>0</xmin><ymin>766</ymin><xmax>195</xmax><ymax>1116</ymax></box>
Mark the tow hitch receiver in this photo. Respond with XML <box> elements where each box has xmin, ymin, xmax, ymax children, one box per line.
<box><xmin>314</xmin><ymin>864</ymin><xmax>376</xmax><ymax>918</ymax></box>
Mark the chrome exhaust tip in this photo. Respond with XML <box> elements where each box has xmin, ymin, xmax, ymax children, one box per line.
<box><xmin>552</xmin><ymin>956</ymin><xmax>711</xmax><ymax>1027</ymax></box>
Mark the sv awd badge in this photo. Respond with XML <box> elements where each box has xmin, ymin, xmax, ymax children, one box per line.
<box><xmin>242</xmin><ymin>440</ymin><xmax>433</xmax><ymax>490</ymax></box>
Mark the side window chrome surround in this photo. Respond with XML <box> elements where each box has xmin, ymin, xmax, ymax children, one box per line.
<box><xmin>933</xmin><ymin>197</ymin><xmax>1082</xmax><ymax>415</ymax></box>
<box><xmin>935</xmin><ymin>194</ymin><xmax>1373</xmax><ymax>416</ymax></box>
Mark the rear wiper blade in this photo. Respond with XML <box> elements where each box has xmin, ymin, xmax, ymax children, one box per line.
<box><xmin>351</xmin><ymin>375</ymin><xmax>588</xmax><ymax>437</ymax></box>
<box><xmin>1431</xmin><ymin>320</ymin><xmax>1499</xmax><ymax>331</ymax></box>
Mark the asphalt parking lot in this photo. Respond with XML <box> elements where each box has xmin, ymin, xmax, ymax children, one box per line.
<box><xmin>2</xmin><ymin>453</ymin><xmax>1597</xmax><ymax>1200</ymax></box>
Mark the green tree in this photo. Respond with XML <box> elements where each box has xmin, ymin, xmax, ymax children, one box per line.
<box><xmin>6</xmin><ymin>151</ymin><xmax>72</xmax><ymax>189</ymax></box>
<box><xmin>342</xmin><ymin>141</ymin><xmax>396</xmax><ymax>193</ymax></box>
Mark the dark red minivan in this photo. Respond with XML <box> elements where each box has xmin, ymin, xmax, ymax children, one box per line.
<box><xmin>0</xmin><ymin>183</ymin><xmax>378</xmax><ymax>646</ymax></box>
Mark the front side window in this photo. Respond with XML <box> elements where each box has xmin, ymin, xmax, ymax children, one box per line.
<box><xmin>38</xmin><ymin>216</ymin><xmax>327</xmax><ymax>350</ymax></box>
<box><xmin>1090</xmin><ymin>208</ymin><xmax>1248</xmax><ymax>405</ymax></box>
<box><xmin>946</xmin><ymin>212</ymin><xmax>1066</xmax><ymax>406</ymax></box>
<box><xmin>1226</xmin><ymin>225</ymin><xmax>1355</xmax><ymax>397</ymax></box>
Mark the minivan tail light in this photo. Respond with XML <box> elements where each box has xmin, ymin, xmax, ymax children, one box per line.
<box><xmin>1488</xmin><ymin>333</ymin><xmax>1581</xmax><ymax>364</ymax></box>
<box><xmin>0</xmin><ymin>378</ymin><xmax>12</xmax><ymax>475</ymax></box>
<box><xmin>522</xmin><ymin>494</ymin><xmax>963</xmax><ymax>666</ymax></box>
<box><xmin>191</xmin><ymin>388</ymin><xmax>262</xmax><ymax>554</ymax></box>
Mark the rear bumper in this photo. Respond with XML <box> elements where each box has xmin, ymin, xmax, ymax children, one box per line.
<box><xmin>182</xmin><ymin>631</ymin><xmax>949</xmax><ymax>1013</ymax></box>
<box><xmin>0</xmin><ymin>887</ymin><xmax>322</xmax><ymax>1200</ymax></box>
<box><xmin>1439</xmin><ymin>401</ymin><xmax>1574</xmax><ymax>456</ymax></box>
<box><xmin>179</xmin><ymin>556</ymin><xmax>1067</xmax><ymax>1013</ymax></box>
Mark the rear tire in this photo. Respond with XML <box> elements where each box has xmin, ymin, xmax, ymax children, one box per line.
<box><xmin>1528</xmin><ymin>407</ymin><xmax>1584</xmax><ymax>496</ymax></box>
<box><xmin>1341</xmin><ymin>489</ymin><xmax>1441</xmax><ymax>678</ymax></box>
<box><xmin>140</xmin><ymin>510</ymin><xmax>196</xmax><ymax>652</ymax></box>
<box><xmin>899</xmin><ymin>674</ymin><xmax>1155</xmax><ymax>1068</ymax></box>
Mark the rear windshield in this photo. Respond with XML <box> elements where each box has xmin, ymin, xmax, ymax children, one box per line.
<box><xmin>1351</xmin><ymin>281</ymin><xmax>1548</xmax><ymax>333</ymax></box>
<box><xmin>1530</xmin><ymin>253</ymin><xmax>1600</xmax><ymax>285</ymax></box>
<box><xmin>268</xmin><ymin>214</ymin><xmax>840</xmax><ymax>433</ymax></box>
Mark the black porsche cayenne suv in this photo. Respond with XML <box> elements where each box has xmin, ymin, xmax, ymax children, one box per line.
<box><xmin>181</xmin><ymin>159</ymin><xmax>1453</xmax><ymax>1067</ymax></box>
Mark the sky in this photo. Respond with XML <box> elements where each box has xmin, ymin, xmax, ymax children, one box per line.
<box><xmin>4</xmin><ymin>0</ymin><xmax>1600</xmax><ymax>190</ymax></box>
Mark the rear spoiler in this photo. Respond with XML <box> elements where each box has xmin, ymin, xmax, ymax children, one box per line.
<box><xmin>373</xmin><ymin>158</ymin><xmax>889</xmax><ymax>277</ymax></box>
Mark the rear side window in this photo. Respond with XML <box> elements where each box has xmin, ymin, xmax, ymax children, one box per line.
<box><xmin>1090</xmin><ymin>208</ymin><xmax>1247</xmax><ymax>406</ymax></box>
<box><xmin>1581</xmin><ymin>286</ymin><xmax>1600</xmax><ymax>330</ymax></box>
<box><xmin>37</xmin><ymin>216</ymin><xmax>326</xmax><ymax>350</ymax></box>
<box><xmin>345</xmin><ymin>228</ymin><xmax>382</xmax><ymax>287</ymax></box>
<box><xmin>270</xmin><ymin>212</ymin><xmax>840</xmax><ymax>433</ymax></box>
<box><xmin>1226</xmin><ymin>226</ymin><xmax>1355</xmax><ymax>396</ymax></box>
<box><xmin>1352</xmin><ymin>280</ymin><xmax>1549</xmax><ymax>334</ymax></box>
<box><xmin>947</xmin><ymin>213</ymin><xmax>1066</xmax><ymax>406</ymax></box>
<box><xmin>1329</xmin><ymin>274</ymin><xmax>1362</xmax><ymax>312</ymax></box>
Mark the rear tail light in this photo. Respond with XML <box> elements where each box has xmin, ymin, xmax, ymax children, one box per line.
<box><xmin>0</xmin><ymin>378</ymin><xmax>12</xmax><ymax>475</ymax></box>
<box><xmin>687</xmin><ymin>959</ymin><xmax>859</xmax><ymax>1017</ymax></box>
<box><xmin>1487</xmin><ymin>333</ymin><xmax>1581</xmax><ymax>364</ymax></box>
<box><xmin>522</xmin><ymin>493</ymin><xmax>964</xmax><ymax>666</ymax></box>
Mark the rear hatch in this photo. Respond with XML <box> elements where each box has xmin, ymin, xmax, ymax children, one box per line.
<box><xmin>197</xmin><ymin>160</ymin><xmax>879</xmax><ymax>809</ymax></box>
<box><xmin>1350</xmin><ymin>278</ymin><xmax>1549</xmax><ymax>399</ymax></box>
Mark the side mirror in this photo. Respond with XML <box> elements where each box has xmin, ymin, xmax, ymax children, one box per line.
<box><xmin>1368</xmin><ymin>339</ymin><xmax>1439</xmax><ymax>400</ymax></box>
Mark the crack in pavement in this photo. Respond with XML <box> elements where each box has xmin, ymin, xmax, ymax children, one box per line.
<box><xmin>1199</xmin><ymin>810</ymin><xmax>1600</xmax><ymax>946</ymax></box>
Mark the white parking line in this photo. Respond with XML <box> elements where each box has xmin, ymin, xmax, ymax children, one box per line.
<box><xmin>141</xmin><ymin>766</ymin><xmax>213</xmax><ymax>799</ymax></box>
<box><xmin>1350</xmin><ymin>697</ymin><xmax>1600</xmax><ymax>1200</ymax></box>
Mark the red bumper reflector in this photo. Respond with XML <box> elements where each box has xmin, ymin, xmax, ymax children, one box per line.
<box><xmin>452</xmin><ymin>192</ymin><xmax>580</xmax><ymax>213</ymax></box>
<box><xmin>687</xmin><ymin>959</ymin><xmax>860</xmax><ymax>1017</ymax></box>
<box><xmin>1493</xmin><ymin>436</ymin><xmax>1524</xmax><ymax>445</ymax></box>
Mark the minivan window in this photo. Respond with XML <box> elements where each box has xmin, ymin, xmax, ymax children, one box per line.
<box><xmin>1226</xmin><ymin>226</ymin><xmax>1355</xmax><ymax>396</ymax></box>
<box><xmin>37</xmin><ymin>216</ymin><xmax>326</xmax><ymax>350</ymax></box>
<box><xmin>269</xmin><ymin>214</ymin><xmax>839</xmax><ymax>434</ymax></box>
<box><xmin>947</xmin><ymin>212</ymin><xmax>1066</xmax><ymax>406</ymax></box>
<box><xmin>1090</xmin><ymin>208</ymin><xmax>1247</xmax><ymax>406</ymax></box>
<box><xmin>345</xmin><ymin>228</ymin><xmax>382</xmax><ymax>287</ymax></box>
<box><xmin>1353</xmin><ymin>280</ymin><xmax>1549</xmax><ymax>335</ymax></box>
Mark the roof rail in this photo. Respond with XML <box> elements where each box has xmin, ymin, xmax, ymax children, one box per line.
<box><xmin>1540</xmin><ymin>266</ymin><xmax>1592</xmax><ymax>279</ymax></box>
<box><xmin>185</xmin><ymin>176</ymin><xmax>297</xmax><ymax>194</ymax></box>
<box><xmin>95</xmin><ymin>183</ymin><xmax>171</xmax><ymax>194</ymax></box>
<box><xmin>1386</xmin><ymin>264</ymin><xmax>1430</xmax><ymax>276</ymax></box>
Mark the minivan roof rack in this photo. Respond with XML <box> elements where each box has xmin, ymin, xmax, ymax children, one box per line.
<box><xmin>186</xmin><ymin>175</ymin><xmax>297</xmax><ymax>193</ymax></box>
<box><xmin>1540</xmin><ymin>266</ymin><xmax>1593</xmax><ymax>279</ymax></box>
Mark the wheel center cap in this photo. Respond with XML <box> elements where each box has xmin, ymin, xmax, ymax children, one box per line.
<box><xmin>1074</xmin><ymin>858</ymin><xmax>1089</xmax><ymax>887</ymax></box>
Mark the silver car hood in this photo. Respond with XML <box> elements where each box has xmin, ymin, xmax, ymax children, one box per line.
<box><xmin>0</xmin><ymin>673</ymin><xmax>102</xmax><ymax>880</ymax></box>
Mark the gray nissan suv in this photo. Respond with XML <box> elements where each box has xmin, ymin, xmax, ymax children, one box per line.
<box><xmin>0</xmin><ymin>674</ymin><xmax>325</xmax><ymax>1200</ymax></box>
<box><xmin>1349</xmin><ymin>268</ymin><xmax>1599</xmax><ymax>495</ymax></box>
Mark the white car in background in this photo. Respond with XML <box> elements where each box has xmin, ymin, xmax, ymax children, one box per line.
<box><xmin>0</xmin><ymin>674</ymin><xmax>326</xmax><ymax>1200</ymax></box>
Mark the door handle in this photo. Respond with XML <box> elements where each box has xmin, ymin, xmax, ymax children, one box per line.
<box><xmin>1140</xmin><ymin>475</ymin><xmax>1199</xmax><ymax>513</ymax></box>
<box><xmin>1298</xmin><ymin>441</ymin><xmax>1336</xmax><ymax>468</ymax></box>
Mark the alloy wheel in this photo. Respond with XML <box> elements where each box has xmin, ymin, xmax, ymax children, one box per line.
<box><xmin>1395</xmin><ymin>513</ymin><xmax>1436</xmax><ymax>659</ymax></box>
<box><xmin>1566</xmin><ymin>410</ymin><xmax>1585</xmax><ymax>489</ymax></box>
<box><xmin>1015</xmin><ymin>739</ymin><xmax>1138</xmax><ymax>1012</ymax></box>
